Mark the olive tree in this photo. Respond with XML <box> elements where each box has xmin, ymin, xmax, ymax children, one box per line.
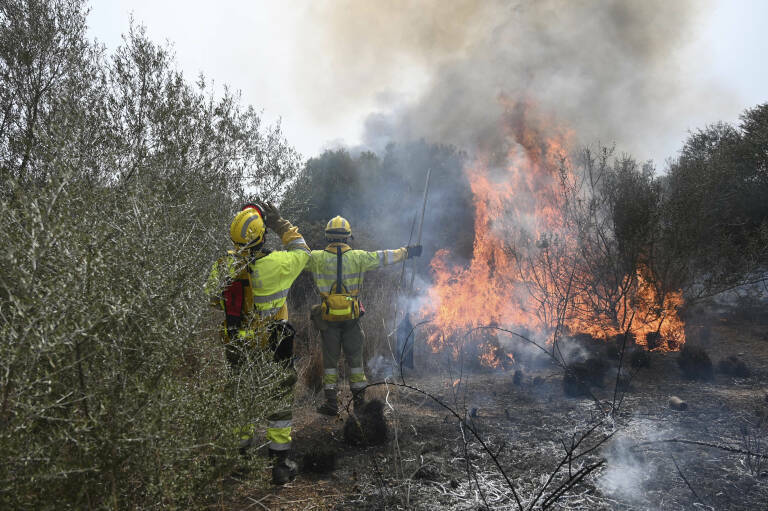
<box><xmin>0</xmin><ymin>1</ymin><xmax>302</xmax><ymax>508</ymax></box>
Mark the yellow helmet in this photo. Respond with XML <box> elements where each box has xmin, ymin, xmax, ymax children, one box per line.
<box><xmin>230</xmin><ymin>206</ymin><xmax>265</xmax><ymax>247</ymax></box>
<box><xmin>325</xmin><ymin>215</ymin><xmax>351</xmax><ymax>239</ymax></box>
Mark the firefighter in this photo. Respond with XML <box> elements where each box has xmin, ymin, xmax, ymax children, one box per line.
<box><xmin>205</xmin><ymin>202</ymin><xmax>310</xmax><ymax>485</ymax></box>
<box><xmin>306</xmin><ymin>215</ymin><xmax>422</xmax><ymax>416</ymax></box>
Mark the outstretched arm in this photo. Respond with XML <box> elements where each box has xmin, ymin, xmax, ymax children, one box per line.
<box><xmin>356</xmin><ymin>244</ymin><xmax>422</xmax><ymax>272</ymax></box>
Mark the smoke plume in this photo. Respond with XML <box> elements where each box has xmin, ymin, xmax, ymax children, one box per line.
<box><xmin>299</xmin><ymin>0</ymin><xmax>725</xmax><ymax>161</ymax></box>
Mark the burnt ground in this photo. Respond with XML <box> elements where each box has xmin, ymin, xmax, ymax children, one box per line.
<box><xmin>226</xmin><ymin>310</ymin><xmax>768</xmax><ymax>510</ymax></box>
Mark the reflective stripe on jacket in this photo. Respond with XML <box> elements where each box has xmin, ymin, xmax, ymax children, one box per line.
<box><xmin>207</xmin><ymin>223</ymin><xmax>310</xmax><ymax>322</ymax></box>
<box><xmin>249</xmin><ymin>225</ymin><xmax>310</xmax><ymax>320</ymax></box>
<box><xmin>305</xmin><ymin>243</ymin><xmax>407</xmax><ymax>296</ymax></box>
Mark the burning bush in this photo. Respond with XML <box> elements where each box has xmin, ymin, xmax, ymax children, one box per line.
<box><xmin>677</xmin><ymin>346</ymin><xmax>714</xmax><ymax>380</ymax></box>
<box><xmin>645</xmin><ymin>332</ymin><xmax>662</xmax><ymax>350</ymax></box>
<box><xmin>418</xmin><ymin>104</ymin><xmax>688</xmax><ymax>369</ymax></box>
<box><xmin>718</xmin><ymin>356</ymin><xmax>751</xmax><ymax>378</ymax></box>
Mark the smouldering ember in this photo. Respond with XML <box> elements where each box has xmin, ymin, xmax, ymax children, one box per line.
<box><xmin>421</xmin><ymin>100</ymin><xmax>685</xmax><ymax>364</ymax></box>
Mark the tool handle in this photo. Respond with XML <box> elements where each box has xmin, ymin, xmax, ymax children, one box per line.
<box><xmin>409</xmin><ymin>168</ymin><xmax>431</xmax><ymax>291</ymax></box>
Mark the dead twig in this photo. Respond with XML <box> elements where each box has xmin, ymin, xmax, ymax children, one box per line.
<box><xmin>611</xmin><ymin>316</ymin><xmax>635</xmax><ymax>416</ymax></box>
<box><xmin>460</xmin><ymin>420</ymin><xmax>492</xmax><ymax>510</ymax></box>
<box><xmin>362</xmin><ymin>379</ymin><xmax>525</xmax><ymax>511</ymax></box>
<box><xmin>527</xmin><ymin>420</ymin><xmax>613</xmax><ymax>510</ymax></box>
<box><xmin>671</xmin><ymin>454</ymin><xmax>703</xmax><ymax>505</ymax></box>
<box><xmin>540</xmin><ymin>460</ymin><xmax>605</xmax><ymax>510</ymax></box>
<box><xmin>633</xmin><ymin>438</ymin><xmax>768</xmax><ymax>459</ymax></box>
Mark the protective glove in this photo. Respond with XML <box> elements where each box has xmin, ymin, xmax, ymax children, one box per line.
<box><xmin>406</xmin><ymin>244</ymin><xmax>423</xmax><ymax>259</ymax></box>
<box><xmin>259</xmin><ymin>201</ymin><xmax>282</xmax><ymax>231</ymax></box>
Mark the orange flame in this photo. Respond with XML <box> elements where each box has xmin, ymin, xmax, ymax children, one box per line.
<box><xmin>421</xmin><ymin>99</ymin><xmax>685</xmax><ymax>354</ymax></box>
<box><xmin>478</xmin><ymin>342</ymin><xmax>502</xmax><ymax>369</ymax></box>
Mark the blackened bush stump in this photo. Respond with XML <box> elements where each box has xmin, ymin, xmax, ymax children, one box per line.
<box><xmin>343</xmin><ymin>399</ymin><xmax>388</xmax><ymax>446</ymax></box>
<box><xmin>630</xmin><ymin>350</ymin><xmax>651</xmax><ymax>369</ymax></box>
<box><xmin>718</xmin><ymin>356</ymin><xmax>751</xmax><ymax>378</ymax></box>
<box><xmin>677</xmin><ymin>346</ymin><xmax>714</xmax><ymax>380</ymax></box>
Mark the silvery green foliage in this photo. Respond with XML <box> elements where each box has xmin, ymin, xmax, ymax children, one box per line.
<box><xmin>0</xmin><ymin>1</ymin><xmax>300</xmax><ymax>508</ymax></box>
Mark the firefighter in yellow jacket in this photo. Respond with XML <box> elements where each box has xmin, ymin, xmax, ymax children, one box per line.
<box><xmin>306</xmin><ymin>215</ymin><xmax>421</xmax><ymax>415</ymax></box>
<box><xmin>205</xmin><ymin>202</ymin><xmax>310</xmax><ymax>485</ymax></box>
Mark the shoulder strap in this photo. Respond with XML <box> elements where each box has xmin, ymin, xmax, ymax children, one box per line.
<box><xmin>335</xmin><ymin>245</ymin><xmax>348</xmax><ymax>294</ymax></box>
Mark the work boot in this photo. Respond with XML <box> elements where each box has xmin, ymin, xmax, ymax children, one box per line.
<box><xmin>353</xmin><ymin>388</ymin><xmax>366</xmax><ymax>412</ymax></box>
<box><xmin>316</xmin><ymin>389</ymin><xmax>338</xmax><ymax>416</ymax></box>
<box><xmin>269</xmin><ymin>449</ymin><xmax>298</xmax><ymax>485</ymax></box>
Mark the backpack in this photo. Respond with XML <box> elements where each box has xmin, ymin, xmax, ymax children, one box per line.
<box><xmin>321</xmin><ymin>246</ymin><xmax>360</xmax><ymax>321</ymax></box>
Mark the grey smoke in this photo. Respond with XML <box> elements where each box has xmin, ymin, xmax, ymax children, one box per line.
<box><xmin>305</xmin><ymin>0</ymin><xmax>730</xmax><ymax>163</ymax></box>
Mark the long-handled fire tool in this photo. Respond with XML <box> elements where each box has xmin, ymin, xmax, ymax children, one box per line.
<box><xmin>395</xmin><ymin>168</ymin><xmax>431</xmax><ymax>370</ymax></box>
<box><xmin>398</xmin><ymin>214</ymin><xmax>417</xmax><ymax>288</ymax></box>
<box><xmin>409</xmin><ymin>167</ymin><xmax>431</xmax><ymax>291</ymax></box>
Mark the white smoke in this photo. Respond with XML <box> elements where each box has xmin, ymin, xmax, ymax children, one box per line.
<box><xmin>597</xmin><ymin>418</ymin><xmax>670</xmax><ymax>504</ymax></box>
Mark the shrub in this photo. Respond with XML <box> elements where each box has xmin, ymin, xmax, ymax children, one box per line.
<box><xmin>563</xmin><ymin>368</ymin><xmax>588</xmax><ymax>397</ymax></box>
<box><xmin>629</xmin><ymin>350</ymin><xmax>651</xmax><ymax>369</ymax></box>
<box><xmin>563</xmin><ymin>357</ymin><xmax>608</xmax><ymax>396</ymax></box>
<box><xmin>0</xmin><ymin>1</ymin><xmax>301</xmax><ymax>507</ymax></box>
<box><xmin>0</xmin><ymin>177</ymin><xmax>298</xmax><ymax>509</ymax></box>
<box><xmin>677</xmin><ymin>346</ymin><xmax>714</xmax><ymax>380</ymax></box>
<box><xmin>604</xmin><ymin>343</ymin><xmax>620</xmax><ymax>360</ymax></box>
<box><xmin>718</xmin><ymin>356</ymin><xmax>751</xmax><ymax>378</ymax></box>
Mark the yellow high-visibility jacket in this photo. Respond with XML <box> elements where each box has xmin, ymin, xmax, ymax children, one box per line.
<box><xmin>248</xmin><ymin>222</ymin><xmax>310</xmax><ymax>319</ymax></box>
<box><xmin>207</xmin><ymin>220</ymin><xmax>310</xmax><ymax>331</ymax></box>
<box><xmin>305</xmin><ymin>242</ymin><xmax>407</xmax><ymax>297</ymax></box>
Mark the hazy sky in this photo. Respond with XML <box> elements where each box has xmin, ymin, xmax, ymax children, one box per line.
<box><xmin>88</xmin><ymin>1</ymin><xmax>768</xmax><ymax>166</ymax></box>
